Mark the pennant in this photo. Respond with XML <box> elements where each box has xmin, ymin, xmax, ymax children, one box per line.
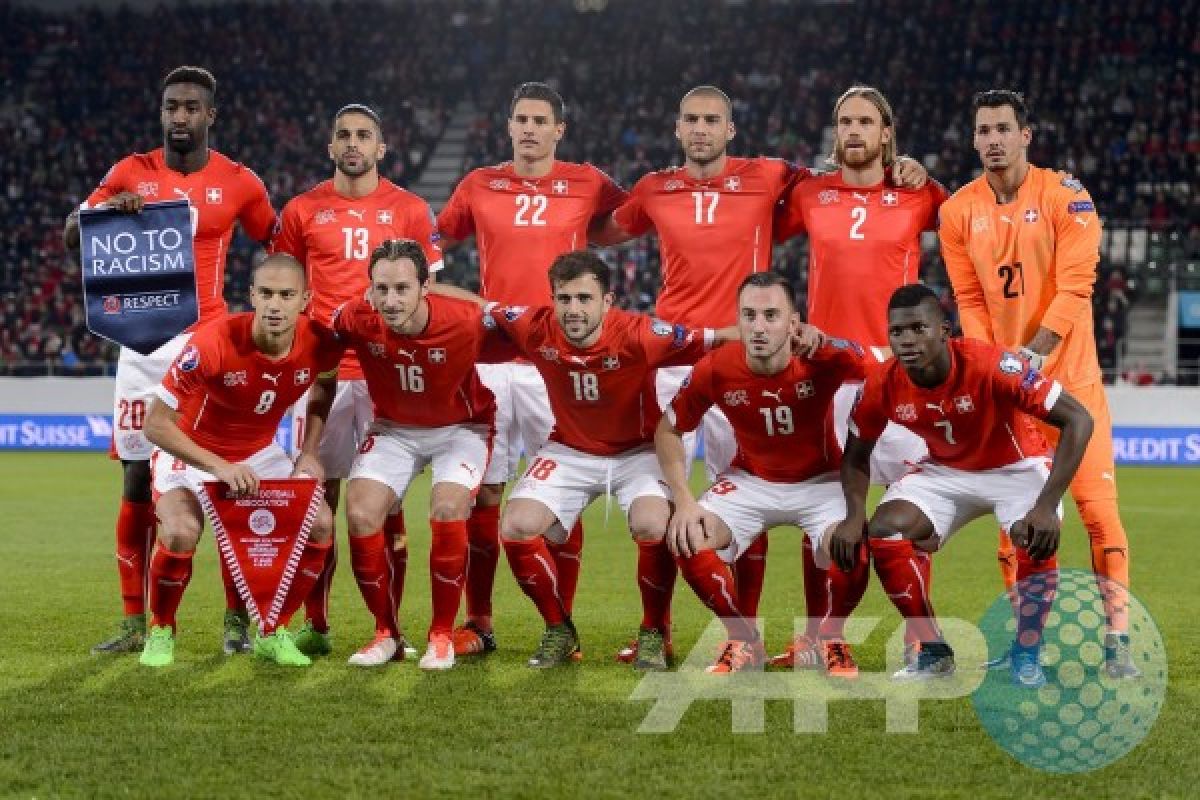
<box><xmin>200</xmin><ymin>479</ymin><xmax>323</xmax><ymax>634</ymax></box>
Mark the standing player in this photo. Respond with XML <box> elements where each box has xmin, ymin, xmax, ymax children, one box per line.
<box><xmin>939</xmin><ymin>90</ymin><xmax>1139</xmax><ymax>677</ymax></box>
<box><xmin>769</xmin><ymin>86</ymin><xmax>948</xmax><ymax>670</ymax></box>
<box><xmin>138</xmin><ymin>255</ymin><xmax>342</xmax><ymax>668</ymax></box>
<box><xmin>329</xmin><ymin>240</ymin><xmax>501</xmax><ymax>670</ymax></box>
<box><xmin>273</xmin><ymin>103</ymin><xmax>443</xmax><ymax>658</ymax></box>
<box><xmin>593</xmin><ymin>84</ymin><xmax>929</xmax><ymax>660</ymax></box>
<box><xmin>437</xmin><ymin>82</ymin><xmax>627</xmax><ymax>656</ymax></box>
<box><xmin>656</xmin><ymin>273</ymin><xmax>869</xmax><ymax>674</ymax></box>
<box><xmin>829</xmin><ymin>285</ymin><xmax>1094</xmax><ymax>687</ymax></box>
<box><xmin>64</xmin><ymin>66</ymin><xmax>278</xmax><ymax>655</ymax></box>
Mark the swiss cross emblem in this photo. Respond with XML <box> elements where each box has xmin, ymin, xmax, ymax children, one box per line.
<box><xmin>428</xmin><ymin>348</ymin><xmax>447</xmax><ymax>364</ymax></box>
<box><xmin>795</xmin><ymin>380</ymin><xmax>814</xmax><ymax>398</ymax></box>
<box><xmin>205</xmin><ymin>187</ymin><xmax>222</xmax><ymax>204</ymax></box>
<box><xmin>882</xmin><ymin>191</ymin><xmax>898</xmax><ymax>206</ymax></box>
<box><xmin>377</xmin><ymin>210</ymin><xmax>393</xmax><ymax>224</ymax></box>
<box><xmin>136</xmin><ymin>181</ymin><xmax>159</xmax><ymax>198</ymax></box>
<box><xmin>1024</xmin><ymin>208</ymin><xmax>1039</xmax><ymax>223</ymax></box>
<box><xmin>552</xmin><ymin>180</ymin><xmax>568</xmax><ymax>194</ymax></box>
<box><xmin>602</xmin><ymin>355</ymin><xmax>620</xmax><ymax>371</ymax></box>
<box><xmin>724</xmin><ymin>176</ymin><xmax>741</xmax><ymax>191</ymax></box>
<box><xmin>294</xmin><ymin>368</ymin><xmax>311</xmax><ymax>385</ymax></box>
<box><xmin>954</xmin><ymin>394</ymin><xmax>975</xmax><ymax>413</ymax></box>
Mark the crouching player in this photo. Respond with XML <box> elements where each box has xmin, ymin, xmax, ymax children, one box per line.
<box><xmin>829</xmin><ymin>285</ymin><xmax>1093</xmax><ymax>686</ymax></box>
<box><xmin>330</xmin><ymin>239</ymin><xmax>501</xmax><ymax>670</ymax></box>
<box><xmin>657</xmin><ymin>273</ymin><xmax>871</xmax><ymax>674</ymax></box>
<box><xmin>139</xmin><ymin>254</ymin><xmax>342</xmax><ymax>667</ymax></box>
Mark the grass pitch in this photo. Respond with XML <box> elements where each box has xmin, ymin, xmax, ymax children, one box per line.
<box><xmin>0</xmin><ymin>453</ymin><xmax>1196</xmax><ymax>798</ymax></box>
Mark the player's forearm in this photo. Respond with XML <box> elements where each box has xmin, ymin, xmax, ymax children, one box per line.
<box><xmin>1024</xmin><ymin>327</ymin><xmax>1063</xmax><ymax>357</ymax></box>
<box><xmin>654</xmin><ymin>419</ymin><xmax>695</xmax><ymax>503</ymax></box>
<box><xmin>587</xmin><ymin>214</ymin><xmax>634</xmax><ymax>246</ymax></box>
<box><xmin>1038</xmin><ymin>291</ymin><xmax>1091</xmax><ymax>342</ymax></box>
<box><xmin>300</xmin><ymin>381</ymin><xmax>335</xmax><ymax>459</ymax></box>
<box><xmin>839</xmin><ymin>436</ymin><xmax>873</xmax><ymax>521</ymax></box>
<box><xmin>63</xmin><ymin>211</ymin><xmax>81</xmax><ymax>259</ymax></box>
<box><xmin>1037</xmin><ymin>399</ymin><xmax>1094</xmax><ymax>511</ymax></box>
<box><xmin>711</xmin><ymin>326</ymin><xmax>739</xmax><ymax>347</ymax></box>
<box><xmin>144</xmin><ymin>402</ymin><xmax>227</xmax><ymax>475</ymax></box>
<box><xmin>427</xmin><ymin>282</ymin><xmax>486</xmax><ymax>307</ymax></box>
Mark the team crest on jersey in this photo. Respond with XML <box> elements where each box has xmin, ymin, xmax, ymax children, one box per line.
<box><xmin>294</xmin><ymin>368</ymin><xmax>311</xmax><ymax>385</ymax></box>
<box><xmin>488</xmin><ymin>178</ymin><xmax>511</xmax><ymax>191</ymax></box>
<box><xmin>136</xmin><ymin>181</ymin><xmax>159</xmax><ymax>198</ymax></box>
<box><xmin>1061</xmin><ymin>175</ymin><xmax>1084</xmax><ymax>193</ymax></box>
<box><xmin>795</xmin><ymin>380</ymin><xmax>815</xmax><ymax>398</ymax></box>
<box><xmin>224</xmin><ymin>370</ymin><xmax>247</xmax><ymax>387</ymax></box>
<box><xmin>205</xmin><ymin>187</ymin><xmax>222</xmax><ymax>204</ymax></box>
<box><xmin>503</xmin><ymin>306</ymin><xmax>528</xmax><ymax>322</ymax></box>
<box><xmin>377</xmin><ymin>210</ymin><xmax>393</xmax><ymax>224</ymax></box>
<box><xmin>314</xmin><ymin>209</ymin><xmax>336</xmax><ymax>225</ymax></box>
<box><xmin>368</xmin><ymin>342</ymin><xmax>386</xmax><ymax>358</ymax></box>
<box><xmin>972</xmin><ymin>216</ymin><xmax>989</xmax><ymax>233</ymax></box>
<box><xmin>895</xmin><ymin>403</ymin><xmax>917</xmax><ymax>421</ymax></box>
<box><xmin>954</xmin><ymin>394</ymin><xmax>975</xmax><ymax>413</ymax></box>
<box><xmin>998</xmin><ymin>352</ymin><xmax>1024</xmax><ymax>375</ymax></box>
<box><xmin>428</xmin><ymin>348</ymin><xmax>447</xmax><ymax>364</ymax></box>
<box><xmin>602</xmin><ymin>355</ymin><xmax>620</xmax><ymax>371</ymax></box>
<box><xmin>818</xmin><ymin>189</ymin><xmax>840</xmax><ymax>205</ymax></box>
<box><xmin>723</xmin><ymin>389</ymin><xmax>749</xmax><ymax>407</ymax></box>
<box><xmin>537</xmin><ymin>346</ymin><xmax>559</xmax><ymax>362</ymax></box>
<box><xmin>724</xmin><ymin>176</ymin><xmax>741</xmax><ymax>192</ymax></box>
<box><xmin>552</xmin><ymin>180</ymin><xmax>568</xmax><ymax>194</ymax></box>
<box><xmin>178</xmin><ymin>345</ymin><xmax>200</xmax><ymax>372</ymax></box>
<box><xmin>1024</xmin><ymin>208</ymin><xmax>1040</xmax><ymax>223</ymax></box>
<box><xmin>664</xmin><ymin>179</ymin><xmax>685</xmax><ymax>192</ymax></box>
<box><xmin>882</xmin><ymin>191</ymin><xmax>898</xmax><ymax>206</ymax></box>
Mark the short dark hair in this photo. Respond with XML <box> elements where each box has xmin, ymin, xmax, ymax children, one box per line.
<box><xmin>368</xmin><ymin>239</ymin><xmax>428</xmax><ymax>283</ymax></box>
<box><xmin>334</xmin><ymin>103</ymin><xmax>383</xmax><ymax>136</ymax></box>
<box><xmin>162</xmin><ymin>66</ymin><xmax>216</xmax><ymax>105</ymax></box>
<box><xmin>253</xmin><ymin>253</ymin><xmax>307</xmax><ymax>286</ymax></box>
<box><xmin>547</xmin><ymin>251</ymin><xmax>610</xmax><ymax>293</ymax></box>
<box><xmin>681</xmin><ymin>85</ymin><xmax>733</xmax><ymax>118</ymax></box>
<box><xmin>738</xmin><ymin>272</ymin><xmax>796</xmax><ymax>309</ymax></box>
<box><xmin>510</xmin><ymin>82</ymin><xmax>565</xmax><ymax>123</ymax></box>
<box><xmin>972</xmin><ymin>89</ymin><xmax>1030</xmax><ymax>128</ymax></box>
<box><xmin>887</xmin><ymin>283</ymin><xmax>941</xmax><ymax>315</ymax></box>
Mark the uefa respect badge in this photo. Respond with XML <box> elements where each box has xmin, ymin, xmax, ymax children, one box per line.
<box><xmin>972</xmin><ymin>568</ymin><xmax>1167</xmax><ymax>773</ymax></box>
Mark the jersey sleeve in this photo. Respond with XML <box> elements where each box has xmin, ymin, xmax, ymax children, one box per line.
<box><xmin>407</xmin><ymin>198</ymin><xmax>444</xmax><ymax>272</ymax></box>
<box><xmin>611</xmin><ymin>178</ymin><xmax>655</xmax><ymax>236</ymax></box>
<box><xmin>1041</xmin><ymin>180</ymin><xmax>1101</xmax><ymax>339</ymax></box>
<box><xmin>272</xmin><ymin>198</ymin><xmax>307</xmax><ymax>263</ymax></box>
<box><xmin>666</xmin><ymin>354</ymin><xmax>716</xmax><ymax>433</ymax></box>
<box><xmin>589</xmin><ymin>165</ymin><xmax>628</xmax><ymax>217</ymax></box>
<box><xmin>436</xmin><ymin>179</ymin><xmax>475</xmax><ymax>241</ymax></box>
<box><xmin>483</xmin><ymin>303</ymin><xmax>541</xmax><ymax>357</ymax></box>
<box><xmin>939</xmin><ymin>203</ymin><xmax>994</xmax><ymax>341</ymax></box>
<box><xmin>477</xmin><ymin>324</ymin><xmax>523</xmax><ymax>364</ymax></box>
<box><xmin>640</xmin><ymin>317</ymin><xmax>714</xmax><ymax>368</ymax></box>
<box><xmin>817</xmin><ymin>337</ymin><xmax>869</xmax><ymax>382</ymax></box>
<box><xmin>991</xmin><ymin>351</ymin><xmax>1062</xmax><ymax>422</ymax></box>
<box><xmin>156</xmin><ymin>333</ymin><xmax>217</xmax><ymax>411</ymax></box>
<box><xmin>84</xmin><ymin>158</ymin><xmax>135</xmax><ymax>208</ymax></box>
<box><xmin>847</xmin><ymin>376</ymin><xmax>889</xmax><ymax>443</ymax></box>
<box><xmin>236</xmin><ymin>168</ymin><xmax>278</xmax><ymax>243</ymax></box>
<box><xmin>921</xmin><ymin>180</ymin><xmax>951</xmax><ymax>232</ymax></box>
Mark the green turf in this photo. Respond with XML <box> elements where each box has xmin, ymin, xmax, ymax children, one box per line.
<box><xmin>0</xmin><ymin>453</ymin><xmax>1196</xmax><ymax>798</ymax></box>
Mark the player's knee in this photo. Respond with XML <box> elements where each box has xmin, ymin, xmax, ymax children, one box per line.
<box><xmin>476</xmin><ymin>483</ymin><xmax>504</xmax><ymax>507</ymax></box>
<box><xmin>429</xmin><ymin>498</ymin><xmax>469</xmax><ymax>522</ymax></box>
<box><xmin>309</xmin><ymin>507</ymin><xmax>335</xmax><ymax>544</ymax></box>
<box><xmin>122</xmin><ymin>460</ymin><xmax>152</xmax><ymax>502</ymax></box>
<box><xmin>499</xmin><ymin>512</ymin><xmax>538</xmax><ymax>542</ymax></box>
<box><xmin>628</xmin><ymin>518</ymin><xmax>667</xmax><ymax>543</ymax></box>
<box><xmin>157</xmin><ymin>513</ymin><xmax>202</xmax><ymax>552</ymax></box>
<box><xmin>345</xmin><ymin>504</ymin><xmax>384</xmax><ymax>537</ymax></box>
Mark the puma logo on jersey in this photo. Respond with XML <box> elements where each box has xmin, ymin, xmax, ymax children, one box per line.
<box><xmin>566</xmin><ymin>354</ymin><xmax>593</xmax><ymax>367</ymax></box>
<box><xmin>262</xmin><ymin>372</ymin><xmax>281</xmax><ymax>385</ymax></box>
<box><xmin>925</xmin><ymin>401</ymin><xmax>945</xmax><ymax>414</ymax></box>
<box><xmin>1075</xmin><ymin>216</ymin><xmax>1090</xmax><ymax>227</ymax></box>
<box><xmin>853</xmin><ymin>192</ymin><xmax>870</xmax><ymax>203</ymax></box>
<box><xmin>396</xmin><ymin>348</ymin><xmax>416</xmax><ymax>360</ymax></box>
<box><xmin>999</xmin><ymin>215</ymin><xmax>1014</xmax><ymax>225</ymax></box>
<box><xmin>762</xmin><ymin>389</ymin><xmax>782</xmax><ymax>402</ymax></box>
<box><xmin>347</xmin><ymin>209</ymin><xmax>364</xmax><ymax>220</ymax></box>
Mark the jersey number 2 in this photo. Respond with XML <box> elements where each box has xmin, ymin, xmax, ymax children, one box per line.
<box><xmin>514</xmin><ymin>194</ymin><xmax>547</xmax><ymax>226</ymax></box>
<box><xmin>998</xmin><ymin>262</ymin><xmax>1025</xmax><ymax>298</ymax></box>
<box><xmin>849</xmin><ymin>207</ymin><xmax>867</xmax><ymax>240</ymax></box>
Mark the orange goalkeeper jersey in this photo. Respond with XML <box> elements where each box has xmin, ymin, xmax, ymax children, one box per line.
<box><xmin>938</xmin><ymin>165</ymin><xmax>1102</xmax><ymax>387</ymax></box>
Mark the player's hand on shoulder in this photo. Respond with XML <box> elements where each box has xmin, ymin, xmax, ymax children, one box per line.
<box><xmin>102</xmin><ymin>191</ymin><xmax>146</xmax><ymax>213</ymax></box>
<box><xmin>291</xmin><ymin>453</ymin><xmax>325</xmax><ymax>484</ymax></box>
<box><xmin>829</xmin><ymin>518</ymin><xmax>865</xmax><ymax>572</ymax></box>
<box><xmin>214</xmin><ymin>460</ymin><xmax>260</xmax><ymax>497</ymax></box>
<box><xmin>891</xmin><ymin>156</ymin><xmax>928</xmax><ymax>190</ymax></box>
<box><xmin>1010</xmin><ymin>505</ymin><xmax>1060</xmax><ymax>562</ymax></box>
<box><xmin>791</xmin><ymin>323</ymin><xmax>825</xmax><ymax>358</ymax></box>
<box><xmin>666</xmin><ymin>499</ymin><xmax>712</xmax><ymax>558</ymax></box>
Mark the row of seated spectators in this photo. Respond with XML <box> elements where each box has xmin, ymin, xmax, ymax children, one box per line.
<box><xmin>3</xmin><ymin>0</ymin><xmax>1196</xmax><ymax>376</ymax></box>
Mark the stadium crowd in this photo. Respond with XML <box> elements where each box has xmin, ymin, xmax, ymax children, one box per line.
<box><xmin>3</xmin><ymin>0</ymin><xmax>1196</xmax><ymax>376</ymax></box>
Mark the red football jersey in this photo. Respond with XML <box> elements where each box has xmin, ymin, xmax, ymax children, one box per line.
<box><xmin>273</xmin><ymin>178</ymin><xmax>443</xmax><ymax>379</ymax></box>
<box><xmin>332</xmin><ymin>294</ymin><xmax>497</xmax><ymax>427</ymax></box>
<box><xmin>157</xmin><ymin>314</ymin><xmax>341</xmax><ymax>462</ymax></box>
<box><xmin>775</xmin><ymin>173</ymin><xmax>948</xmax><ymax>349</ymax></box>
<box><xmin>86</xmin><ymin>148</ymin><xmax>277</xmax><ymax>323</ymax></box>
<box><xmin>489</xmin><ymin>306</ymin><xmax>714</xmax><ymax>455</ymax></box>
<box><xmin>670</xmin><ymin>339</ymin><xmax>868</xmax><ymax>482</ymax></box>
<box><xmin>850</xmin><ymin>338</ymin><xmax>1060</xmax><ymax>471</ymax></box>
<box><xmin>437</xmin><ymin>161</ymin><xmax>626</xmax><ymax>306</ymax></box>
<box><xmin>612</xmin><ymin>157</ymin><xmax>804</xmax><ymax>328</ymax></box>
